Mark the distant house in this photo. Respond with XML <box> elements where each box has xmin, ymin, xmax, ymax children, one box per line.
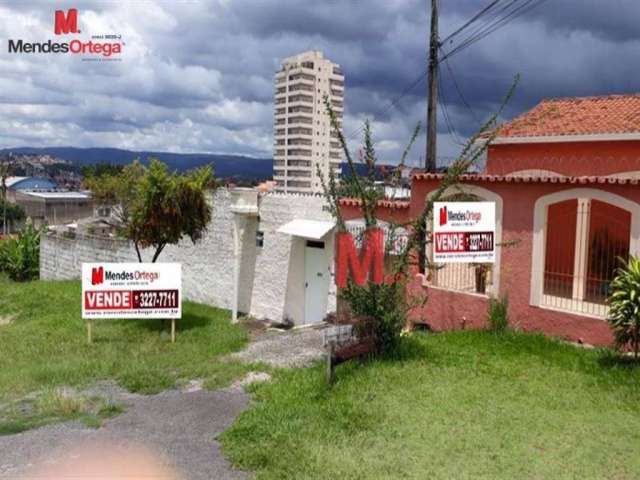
<box><xmin>12</xmin><ymin>190</ymin><xmax>92</xmax><ymax>227</ymax></box>
<box><xmin>3</xmin><ymin>176</ymin><xmax>93</xmax><ymax>227</ymax></box>
<box><xmin>5</xmin><ymin>176</ymin><xmax>57</xmax><ymax>200</ymax></box>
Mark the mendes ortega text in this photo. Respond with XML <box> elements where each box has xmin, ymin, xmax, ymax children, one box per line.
<box><xmin>433</xmin><ymin>202</ymin><xmax>496</xmax><ymax>263</ymax></box>
<box><xmin>81</xmin><ymin>263</ymin><xmax>181</xmax><ymax>319</ymax></box>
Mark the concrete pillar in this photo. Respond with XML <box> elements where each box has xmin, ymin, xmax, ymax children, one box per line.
<box><xmin>231</xmin><ymin>214</ymin><xmax>246</xmax><ymax>323</ymax></box>
<box><xmin>572</xmin><ymin>198</ymin><xmax>591</xmax><ymax>302</ymax></box>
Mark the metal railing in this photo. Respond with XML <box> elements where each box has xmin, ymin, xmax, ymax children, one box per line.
<box><xmin>430</xmin><ymin>263</ymin><xmax>493</xmax><ymax>295</ymax></box>
<box><xmin>541</xmin><ymin>198</ymin><xmax>631</xmax><ymax>317</ymax></box>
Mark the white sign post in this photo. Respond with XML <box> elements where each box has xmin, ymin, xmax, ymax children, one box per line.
<box><xmin>81</xmin><ymin>263</ymin><xmax>182</xmax><ymax>343</ymax></box>
<box><xmin>433</xmin><ymin>202</ymin><xmax>496</xmax><ymax>263</ymax></box>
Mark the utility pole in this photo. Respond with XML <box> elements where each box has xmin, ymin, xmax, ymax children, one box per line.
<box><xmin>425</xmin><ymin>0</ymin><xmax>439</xmax><ymax>173</ymax></box>
<box><xmin>420</xmin><ymin>0</ymin><xmax>439</xmax><ymax>275</ymax></box>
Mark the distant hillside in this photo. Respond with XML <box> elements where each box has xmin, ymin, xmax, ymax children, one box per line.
<box><xmin>0</xmin><ymin>147</ymin><xmax>273</xmax><ymax>181</ymax></box>
<box><xmin>0</xmin><ymin>146</ymin><xmax>394</xmax><ymax>182</ymax></box>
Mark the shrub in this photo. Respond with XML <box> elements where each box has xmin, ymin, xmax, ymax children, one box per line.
<box><xmin>608</xmin><ymin>256</ymin><xmax>640</xmax><ymax>358</ymax></box>
<box><xmin>341</xmin><ymin>280</ymin><xmax>407</xmax><ymax>353</ymax></box>
<box><xmin>0</xmin><ymin>198</ymin><xmax>25</xmax><ymax>232</ymax></box>
<box><xmin>0</xmin><ymin>222</ymin><xmax>41</xmax><ymax>281</ymax></box>
<box><xmin>487</xmin><ymin>295</ymin><xmax>509</xmax><ymax>333</ymax></box>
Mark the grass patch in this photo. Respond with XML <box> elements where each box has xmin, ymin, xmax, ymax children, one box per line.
<box><xmin>221</xmin><ymin>330</ymin><xmax>640</xmax><ymax>479</ymax></box>
<box><xmin>0</xmin><ymin>276</ymin><xmax>251</xmax><ymax>430</ymax></box>
<box><xmin>0</xmin><ymin>387</ymin><xmax>123</xmax><ymax>434</ymax></box>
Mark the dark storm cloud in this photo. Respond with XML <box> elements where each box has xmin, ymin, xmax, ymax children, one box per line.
<box><xmin>1</xmin><ymin>0</ymin><xmax>639</xmax><ymax>164</ymax></box>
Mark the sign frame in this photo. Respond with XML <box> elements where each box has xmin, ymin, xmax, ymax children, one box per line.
<box><xmin>432</xmin><ymin>201</ymin><xmax>496</xmax><ymax>264</ymax></box>
<box><xmin>81</xmin><ymin>262</ymin><xmax>182</xmax><ymax>343</ymax></box>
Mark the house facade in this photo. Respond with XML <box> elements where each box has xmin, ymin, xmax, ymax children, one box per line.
<box><xmin>343</xmin><ymin>95</ymin><xmax>640</xmax><ymax>346</ymax></box>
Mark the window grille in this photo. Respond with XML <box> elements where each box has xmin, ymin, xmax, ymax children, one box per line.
<box><xmin>542</xmin><ymin>199</ymin><xmax>631</xmax><ymax>317</ymax></box>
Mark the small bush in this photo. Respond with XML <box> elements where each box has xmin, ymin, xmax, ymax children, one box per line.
<box><xmin>341</xmin><ymin>280</ymin><xmax>407</xmax><ymax>353</ymax></box>
<box><xmin>608</xmin><ymin>256</ymin><xmax>640</xmax><ymax>359</ymax></box>
<box><xmin>487</xmin><ymin>295</ymin><xmax>509</xmax><ymax>332</ymax></box>
<box><xmin>0</xmin><ymin>222</ymin><xmax>41</xmax><ymax>281</ymax></box>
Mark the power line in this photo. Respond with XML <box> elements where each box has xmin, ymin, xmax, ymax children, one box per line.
<box><xmin>443</xmin><ymin>0</ymin><xmax>525</xmax><ymax>59</ymax></box>
<box><xmin>447</xmin><ymin>0</ymin><xmax>520</xmax><ymax>47</ymax></box>
<box><xmin>439</xmin><ymin>48</ymin><xmax>480</xmax><ymax>125</ymax></box>
<box><xmin>345</xmin><ymin>0</ymin><xmax>548</xmax><ymax>145</ymax></box>
<box><xmin>440</xmin><ymin>0</ymin><xmax>503</xmax><ymax>45</ymax></box>
<box><xmin>345</xmin><ymin>1</ymin><xmax>498</xmax><ymax>143</ymax></box>
<box><xmin>442</xmin><ymin>0</ymin><xmax>549</xmax><ymax>61</ymax></box>
<box><xmin>437</xmin><ymin>75</ymin><xmax>465</xmax><ymax>147</ymax></box>
<box><xmin>446</xmin><ymin>0</ymin><xmax>522</xmax><ymax>50</ymax></box>
<box><xmin>345</xmin><ymin>69</ymin><xmax>429</xmax><ymax>140</ymax></box>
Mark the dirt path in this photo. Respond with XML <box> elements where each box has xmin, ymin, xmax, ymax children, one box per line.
<box><xmin>0</xmin><ymin>385</ymin><xmax>250</xmax><ymax>480</ymax></box>
<box><xmin>0</xmin><ymin>327</ymin><xmax>327</xmax><ymax>479</ymax></box>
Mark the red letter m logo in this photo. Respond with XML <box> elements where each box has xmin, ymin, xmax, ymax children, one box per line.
<box><xmin>439</xmin><ymin>206</ymin><xmax>447</xmax><ymax>226</ymax></box>
<box><xmin>91</xmin><ymin>267</ymin><xmax>104</xmax><ymax>286</ymax></box>
<box><xmin>54</xmin><ymin>9</ymin><xmax>79</xmax><ymax>35</ymax></box>
<box><xmin>335</xmin><ymin>229</ymin><xmax>384</xmax><ymax>288</ymax></box>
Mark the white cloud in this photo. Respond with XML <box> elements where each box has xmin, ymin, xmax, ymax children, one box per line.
<box><xmin>1</xmin><ymin>0</ymin><xmax>639</xmax><ymax>165</ymax></box>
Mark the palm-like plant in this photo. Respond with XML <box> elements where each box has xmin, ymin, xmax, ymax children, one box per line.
<box><xmin>608</xmin><ymin>256</ymin><xmax>640</xmax><ymax>358</ymax></box>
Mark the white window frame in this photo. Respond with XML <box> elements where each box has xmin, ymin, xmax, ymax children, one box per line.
<box><xmin>530</xmin><ymin>188</ymin><xmax>640</xmax><ymax>318</ymax></box>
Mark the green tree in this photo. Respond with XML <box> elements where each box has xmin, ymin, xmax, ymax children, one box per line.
<box><xmin>87</xmin><ymin>159</ymin><xmax>214</xmax><ymax>262</ymax></box>
<box><xmin>0</xmin><ymin>199</ymin><xmax>25</xmax><ymax>231</ymax></box>
<box><xmin>608</xmin><ymin>256</ymin><xmax>640</xmax><ymax>358</ymax></box>
<box><xmin>81</xmin><ymin>162</ymin><xmax>124</xmax><ymax>180</ymax></box>
<box><xmin>85</xmin><ymin>161</ymin><xmax>144</xmax><ymax>229</ymax></box>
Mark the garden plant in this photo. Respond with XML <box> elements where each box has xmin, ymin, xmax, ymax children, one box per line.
<box><xmin>608</xmin><ymin>255</ymin><xmax>640</xmax><ymax>358</ymax></box>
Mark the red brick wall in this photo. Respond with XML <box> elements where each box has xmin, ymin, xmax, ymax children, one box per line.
<box><xmin>486</xmin><ymin>140</ymin><xmax>640</xmax><ymax>176</ymax></box>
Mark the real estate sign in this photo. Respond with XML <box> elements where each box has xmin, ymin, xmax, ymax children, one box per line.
<box><xmin>81</xmin><ymin>263</ymin><xmax>182</xmax><ymax>319</ymax></box>
<box><xmin>433</xmin><ymin>202</ymin><xmax>496</xmax><ymax>263</ymax></box>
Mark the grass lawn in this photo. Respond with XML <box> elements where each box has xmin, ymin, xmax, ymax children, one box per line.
<box><xmin>0</xmin><ymin>275</ymin><xmax>250</xmax><ymax>433</ymax></box>
<box><xmin>222</xmin><ymin>330</ymin><xmax>640</xmax><ymax>479</ymax></box>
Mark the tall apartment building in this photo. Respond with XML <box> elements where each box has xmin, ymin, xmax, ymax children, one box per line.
<box><xmin>273</xmin><ymin>51</ymin><xmax>344</xmax><ymax>193</ymax></box>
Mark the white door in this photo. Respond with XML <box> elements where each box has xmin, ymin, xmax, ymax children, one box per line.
<box><xmin>304</xmin><ymin>241</ymin><xmax>328</xmax><ymax>324</ymax></box>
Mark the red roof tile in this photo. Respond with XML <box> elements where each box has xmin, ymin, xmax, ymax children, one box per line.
<box><xmin>497</xmin><ymin>94</ymin><xmax>640</xmax><ymax>138</ymax></box>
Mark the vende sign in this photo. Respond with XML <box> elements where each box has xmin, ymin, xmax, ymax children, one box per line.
<box><xmin>82</xmin><ymin>263</ymin><xmax>181</xmax><ymax>319</ymax></box>
<box><xmin>433</xmin><ymin>202</ymin><xmax>496</xmax><ymax>263</ymax></box>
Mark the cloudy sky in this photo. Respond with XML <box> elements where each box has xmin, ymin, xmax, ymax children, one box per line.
<box><xmin>1</xmin><ymin>0</ymin><xmax>639</xmax><ymax>166</ymax></box>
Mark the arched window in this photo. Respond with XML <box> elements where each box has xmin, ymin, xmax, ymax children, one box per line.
<box><xmin>532</xmin><ymin>189</ymin><xmax>640</xmax><ymax>317</ymax></box>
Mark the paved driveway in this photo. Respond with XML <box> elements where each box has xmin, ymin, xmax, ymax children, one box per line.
<box><xmin>0</xmin><ymin>386</ymin><xmax>250</xmax><ymax>480</ymax></box>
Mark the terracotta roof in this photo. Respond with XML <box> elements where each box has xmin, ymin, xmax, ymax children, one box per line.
<box><xmin>339</xmin><ymin>198</ymin><xmax>410</xmax><ymax>209</ymax></box>
<box><xmin>497</xmin><ymin>94</ymin><xmax>640</xmax><ymax>138</ymax></box>
<box><xmin>412</xmin><ymin>172</ymin><xmax>640</xmax><ymax>186</ymax></box>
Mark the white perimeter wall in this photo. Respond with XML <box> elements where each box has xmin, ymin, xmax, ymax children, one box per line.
<box><xmin>40</xmin><ymin>189</ymin><xmax>337</xmax><ymax>324</ymax></box>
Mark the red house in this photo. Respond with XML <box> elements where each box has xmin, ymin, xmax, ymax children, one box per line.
<box><xmin>342</xmin><ymin>95</ymin><xmax>640</xmax><ymax>346</ymax></box>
